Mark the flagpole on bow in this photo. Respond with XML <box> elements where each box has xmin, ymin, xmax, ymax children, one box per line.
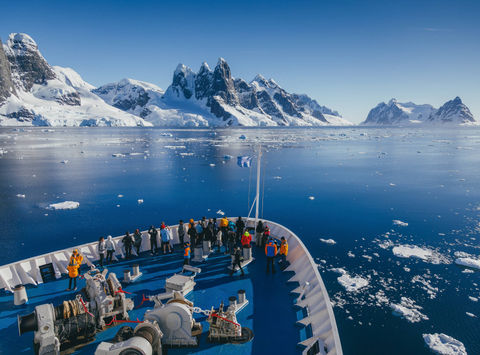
<box><xmin>254</xmin><ymin>145</ymin><xmax>262</xmax><ymax>232</ymax></box>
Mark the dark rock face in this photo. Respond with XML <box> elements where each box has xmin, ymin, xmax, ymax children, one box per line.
<box><xmin>163</xmin><ymin>58</ymin><xmax>341</xmax><ymax>125</ymax></box>
<box><xmin>364</xmin><ymin>100</ymin><xmax>406</xmax><ymax>125</ymax></box>
<box><xmin>5</xmin><ymin>34</ymin><xmax>55</xmax><ymax>91</ymax></box>
<box><xmin>0</xmin><ymin>38</ymin><xmax>16</xmax><ymax>104</ymax></box>
<box><xmin>58</xmin><ymin>92</ymin><xmax>81</xmax><ymax>106</ymax></box>
<box><xmin>5</xmin><ymin>108</ymin><xmax>35</xmax><ymax>121</ymax></box>
<box><xmin>170</xmin><ymin>65</ymin><xmax>193</xmax><ymax>99</ymax></box>
<box><xmin>210</xmin><ymin>59</ymin><xmax>237</xmax><ymax>105</ymax></box>
<box><xmin>428</xmin><ymin>96</ymin><xmax>475</xmax><ymax>123</ymax></box>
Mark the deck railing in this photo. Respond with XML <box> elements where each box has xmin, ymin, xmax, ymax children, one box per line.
<box><xmin>0</xmin><ymin>217</ymin><xmax>342</xmax><ymax>355</ymax></box>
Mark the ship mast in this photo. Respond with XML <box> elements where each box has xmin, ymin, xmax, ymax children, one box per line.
<box><xmin>254</xmin><ymin>145</ymin><xmax>262</xmax><ymax>229</ymax></box>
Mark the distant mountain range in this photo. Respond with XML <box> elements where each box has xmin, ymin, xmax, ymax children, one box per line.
<box><xmin>0</xmin><ymin>33</ymin><xmax>476</xmax><ymax>127</ymax></box>
<box><xmin>362</xmin><ymin>97</ymin><xmax>475</xmax><ymax>125</ymax></box>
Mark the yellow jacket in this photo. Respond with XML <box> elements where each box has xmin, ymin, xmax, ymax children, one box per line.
<box><xmin>67</xmin><ymin>259</ymin><xmax>80</xmax><ymax>278</ymax></box>
<box><xmin>220</xmin><ymin>217</ymin><xmax>229</xmax><ymax>227</ymax></box>
<box><xmin>280</xmin><ymin>241</ymin><xmax>288</xmax><ymax>256</ymax></box>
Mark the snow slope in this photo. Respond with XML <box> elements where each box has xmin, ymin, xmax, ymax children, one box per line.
<box><xmin>0</xmin><ymin>33</ymin><xmax>151</xmax><ymax>127</ymax></box>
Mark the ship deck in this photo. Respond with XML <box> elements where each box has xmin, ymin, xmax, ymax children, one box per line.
<box><xmin>0</xmin><ymin>244</ymin><xmax>306</xmax><ymax>354</ymax></box>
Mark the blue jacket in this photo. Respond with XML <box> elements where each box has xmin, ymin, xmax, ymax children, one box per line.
<box><xmin>160</xmin><ymin>228</ymin><xmax>171</xmax><ymax>242</ymax></box>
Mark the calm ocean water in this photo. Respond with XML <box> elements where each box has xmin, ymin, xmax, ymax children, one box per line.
<box><xmin>1</xmin><ymin>127</ymin><xmax>479</xmax><ymax>354</ymax></box>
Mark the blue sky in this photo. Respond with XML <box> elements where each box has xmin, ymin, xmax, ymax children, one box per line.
<box><xmin>1</xmin><ymin>0</ymin><xmax>479</xmax><ymax>123</ymax></box>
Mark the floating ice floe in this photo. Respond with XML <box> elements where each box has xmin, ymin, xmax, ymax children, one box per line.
<box><xmin>164</xmin><ymin>145</ymin><xmax>186</xmax><ymax>149</ymax></box>
<box><xmin>16</xmin><ymin>194</ymin><xmax>26</xmax><ymax>198</ymax></box>
<box><xmin>160</xmin><ymin>133</ymin><xmax>173</xmax><ymax>137</ymax></box>
<box><xmin>389</xmin><ymin>183</ymin><xmax>396</xmax><ymax>186</ymax></box>
<box><xmin>330</xmin><ymin>268</ymin><xmax>368</xmax><ymax>292</ymax></box>
<box><xmin>47</xmin><ymin>201</ymin><xmax>80</xmax><ymax>210</ymax></box>
<box><xmin>180</xmin><ymin>152</ymin><xmax>194</xmax><ymax>156</ymax></box>
<box><xmin>137</xmin><ymin>199</ymin><xmax>144</xmax><ymax>204</ymax></box>
<box><xmin>422</xmin><ymin>333</ymin><xmax>466</xmax><ymax>355</ymax></box>
<box><xmin>319</xmin><ymin>238</ymin><xmax>336</xmax><ymax>245</ymax></box>
<box><xmin>112</xmin><ymin>153</ymin><xmax>126</xmax><ymax>158</ymax></box>
<box><xmin>308</xmin><ymin>196</ymin><xmax>315</xmax><ymax>200</ymax></box>
<box><xmin>216</xmin><ymin>210</ymin><xmax>225</xmax><ymax>216</ymax></box>
<box><xmin>468</xmin><ymin>296</ymin><xmax>478</xmax><ymax>302</ymax></box>
<box><xmin>0</xmin><ymin>148</ymin><xmax>7</xmax><ymax>156</ymax></box>
<box><xmin>209</xmin><ymin>163</ymin><xmax>215</xmax><ymax>167</ymax></box>
<box><xmin>466</xmin><ymin>312</ymin><xmax>476</xmax><ymax>318</ymax></box>
<box><xmin>337</xmin><ymin>273</ymin><xmax>369</xmax><ymax>292</ymax></box>
<box><xmin>118</xmin><ymin>194</ymin><xmax>124</xmax><ymax>198</ymax></box>
<box><xmin>455</xmin><ymin>257</ymin><xmax>480</xmax><ymax>270</ymax></box>
<box><xmin>392</xmin><ymin>245</ymin><xmax>449</xmax><ymax>264</ymax></box>
<box><xmin>390</xmin><ymin>297</ymin><xmax>428</xmax><ymax>323</ymax></box>
<box><xmin>273</xmin><ymin>176</ymin><xmax>282</xmax><ymax>180</ymax></box>
<box><xmin>393</xmin><ymin>219</ymin><xmax>408</xmax><ymax>227</ymax></box>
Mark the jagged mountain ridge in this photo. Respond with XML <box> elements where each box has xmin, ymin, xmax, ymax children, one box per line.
<box><xmin>0</xmin><ymin>33</ymin><xmax>151</xmax><ymax>127</ymax></box>
<box><xmin>362</xmin><ymin>97</ymin><xmax>475</xmax><ymax>125</ymax></box>
<box><xmin>95</xmin><ymin>59</ymin><xmax>351</xmax><ymax>127</ymax></box>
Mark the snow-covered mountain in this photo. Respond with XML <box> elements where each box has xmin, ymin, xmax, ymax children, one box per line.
<box><xmin>95</xmin><ymin>59</ymin><xmax>352</xmax><ymax>127</ymax></box>
<box><xmin>362</xmin><ymin>98</ymin><xmax>476</xmax><ymax>125</ymax></box>
<box><xmin>0</xmin><ymin>33</ymin><xmax>151</xmax><ymax>127</ymax></box>
<box><xmin>428</xmin><ymin>97</ymin><xmax>475</xmax><ymax>124</ymax></box>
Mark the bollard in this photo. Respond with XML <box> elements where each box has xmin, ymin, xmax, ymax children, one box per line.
<box><xmin>14</xmin><ymin>285</ymin><xmax>28</xmax><ymax>305</ymax></box>
<box><xmin>123</xmin><ymin>269</ymin><xmax>131</xmax><ymax>283</ymax></box>
<box><xmin>238</xmin><ymin>289</ymin><xmax>246</xmax><ymax>304</ymax></box>
<box><xmin>202</xmin><ymin>240</ymin><xmax>211</xmax><ymax>255</ymax></box>
<box><xmin>132</xmin><ymin>264</ymin><xmax>140</xmax><ymax>276</ymax></box>
<box><xmin>229</xmin><ymin>296</ymin><xmax>237</xmax><ymax>308</ymax></box>
<box><xmin>242</xmin><ymin>247</ymin><xmax>252</xmax><ymax>261</ymax></box>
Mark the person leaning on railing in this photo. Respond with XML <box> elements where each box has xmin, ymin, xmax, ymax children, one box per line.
<box><xmin>279</xmin><ymin>237</ymin><xmax>288</xmax><ymax>270</ymax></box>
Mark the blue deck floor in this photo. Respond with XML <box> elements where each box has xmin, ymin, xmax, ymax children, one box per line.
<box><xmin>0</xmin><ymin>244</ymin><xmax>303</xmax><ymax>354</ymax></box>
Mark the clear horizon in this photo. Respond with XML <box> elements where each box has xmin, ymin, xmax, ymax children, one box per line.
<box><xmin>1</xmin><ymin>0</ymin><xmax>479</xmax><ymax>123</ymax></box>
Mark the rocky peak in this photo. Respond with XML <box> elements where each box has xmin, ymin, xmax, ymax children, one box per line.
<box><xmin>211</xmin><ymin>57</ymin><xmax>237</xmax><ymax>105</ymax></box>
<box><xmin>0</xmin><ymin>37</ymin><xmax>16</xmax><ymax>104</ymax></box>
<box><xmin>4</xmin><ymin>32</ymin><xmax>55</xmax><ymax>91</ymax></box>
<box><xmin>429</xmin><ymin>96</ymin><xmax>475</xmax><ymax>123</ymax></box>
<box><xmin>170</xmin><ymin>63</ymin><xmax>195</xmax><ymax>99</ymax></box>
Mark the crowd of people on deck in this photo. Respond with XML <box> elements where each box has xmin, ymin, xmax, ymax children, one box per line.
<box><xmin>67</xmin><ymin>217</ymin><xmax>289</xmax><ymax>290</ymax></box>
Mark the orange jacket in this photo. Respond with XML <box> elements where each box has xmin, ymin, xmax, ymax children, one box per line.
<box><xmin>280</xmin><ymin>241</ymin><xmax>288</xmax><ymax>256</ymax></box>
<box><xmin>184</xmin><ymin>246</ymin><xmax>191</xmax><ymax>259</ymax></box>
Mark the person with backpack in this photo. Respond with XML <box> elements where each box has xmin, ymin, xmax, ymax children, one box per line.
<box><xmin>265</xmin><ymin>237</ymin><xmax>278</xmax><ymax>273</ymax></box>
<box><xmin>106</xmin><ymin>235</ymin><xmax>115</xmax><ymax>263</ymax></box>
<box><xmin>67</xmin><ymin>250</ymin><xmax>81</xmax><ymax>291</ymax></box>
<box><xmin>122</xmin><ymin>231</ymin><xmax>134</xmax><ymax>259</ymax></box>
<box><xmin>230</xmin><ymin>247</ymin><xmax>245</xmax><ymax>276</ymax></box>
<box><xmin>196</xmin><ymin>220</ymin><xmax>204</xmax><ymax>244</ymax></box>
<box><xmin>160</xmin><ymin>222</ymin><xmax>173</xmax><ymax>254</ymax></box>
<box><xmin>279</xmin><ymin>236</ymin><xmax>288</xmax><ymax>270</ymax></box>
<box><xmin>178</xmin><ymin>220</ymin><xmax>186</xmax><ymax>247</ymax></box>
<box><xmin>188</xmin><ymin>221</ymin><xmax>198</xmax><ymax>247</ymax></box>
<box><xmin>148</xmin><ymin>225</ymin><xmax>158</xmax><ymax>255</ymax></box>
<box><xmin>262</xmin><ymin>225</ymin><xmax>270</xmax><ymax>248</ymax></box>
<box><xmin>236</xmin><ymin>217</ymin><xmax>245</xmax><ymax>244</ymax></box>
<box><xmin>226</xmin><ymin>221</ymin><xmax>236</xmax><ymax>255</ymax></box>
<box><xmin>183</xmin><ymin>242</ymin><xmax>191</xmax><ymax>265</ymax></box>
<box><xmin>133</xmin><ymin>229</ymin><xmax>142</xmax><ymax>255</ymax></box>
<box><xmin>98</xmin><ymin>237</ymin><xmax>106</xmax><ymax>267</ymax></box>
<box><xmin>256</xmin><ymin>220</ymin><xmax>265</xmax><ymax>247</ymax></box>
<box><xmin>241</xmin><ymin>231</ymin><xmax>252</xmax><ymax>248</ymax></box>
